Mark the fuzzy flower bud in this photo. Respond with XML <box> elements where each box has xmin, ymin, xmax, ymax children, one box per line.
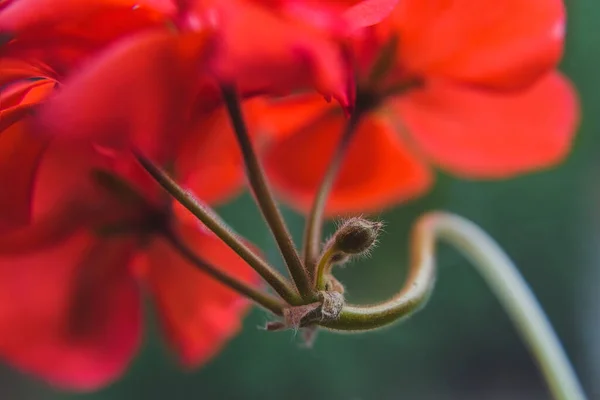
<box><xmin>332</xmin><ymin>217</ymin><xmax>383</xmax><ymax>256</ymax></box>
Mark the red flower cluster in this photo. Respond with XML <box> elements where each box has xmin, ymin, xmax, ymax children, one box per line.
<box><xmin>0</xmin><ymin>0</ymin><xmax>363</xmax><ymax>389</ymax></box>
<box><xmin>0</xmin><ymin>0</ymin><xmax>577</xmax><ymax>391</ymax></box>
<box><xmin>258</xmin><ymin>0</ymin><xmax>578</xmax><ymax>214</ymax></box>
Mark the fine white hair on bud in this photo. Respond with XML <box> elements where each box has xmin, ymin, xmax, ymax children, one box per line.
<box><xmin>332</xmin><ymin>216</ymin><xmax>384</xmax><ymax>256</ymax></box>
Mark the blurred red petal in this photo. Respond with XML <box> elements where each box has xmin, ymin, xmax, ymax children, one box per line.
<box><xmin>29</xmin><ymin>137</ymin><xmax>157</xmax><ymax>234</ymax></box>
<box><xmin>0</xmin><ymin>203</ymin><xmax>94</xmax><ymax>254</ymax></box>
<box><xmin>212</xmin><ymin>0</ymin><xmax>351</xmax><ymax>106</ymax></box>
<box><xmin>31</xmin><ymin>139</ymin><xmax>111</xmax><ymax>219</ymax></box>
<box><xmin>142</xmin><ymin>220</ymin><xmax>257</xmax><ymax>367</ymax></box>
<box><xmin>1</xmin><ymin>9</ymin><xmax>171</xmax><ymax>72</ymax></box>
<box><xmin>255</xmin><ymin>93</ymin><xmax>340</xmax><ymax>140</ymax></box>
<box><xmin>391</xmin><ymin>0</ymin><xmax>565</xmax><ymax>89</ymax></box>
<box><xmin>0</xmin><ymin>80</ymin><xmax>56</xmax><ymax>233</ymax></box>
<box><xmin>0</xmin><ymin>80</ymin><xmax>55</xmax><ymax>131</ymax></box>
<box><xmin>1</xmin><ymin>79</ymin><xmax>52</xmax><ymax>108</ymax></box>
<box><xmin>0</xmin><ymin>122</ymin><xmax>50</xmax><ymax>233</ymax></box>
<box><xmin>0</xmin><ymin>0</ymin><xmax>174</xmax><ymax>33</ymax></box>
<box><xmin>1</xmin><ymin>4</ymin><xmax>174</xmax><ymax>73</ymax></box>
<box><xmin>177</xmin><ymin>106</ymin><xmax>245</xmax><ymax>205</ymax></box>
<box><xmin>0</xmin><ymin>59</ymin><xmax>51</xmax><ymax>86</ymax></box>
<box><xmin>344</xmin><ymin>0</ymin><xmax>399</xmax><ymax>30</ymax></box>
<box><xmin>0</xmin><ymin>230</ymin><xmax>141</xmax><ymax>390</ymax></box>
<box><xmin>37</xmin><ymin>29</ymin><xmax>214</xmax><ymax>163</ymax></box>
<box><xmin>262</xmin><ymin>97</ymin><xmax>432</xmax><ymax>214</ymax></box>
<box><xmin>390</xmin><ymin>72</ymin><xmax>578</xmax><ymax>178</ymax></box>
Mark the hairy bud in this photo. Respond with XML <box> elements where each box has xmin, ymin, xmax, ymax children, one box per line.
<box><xmin>332</xmin><ymin>217</ymin><xmax>383</xmax><ymax>256</ymax></box>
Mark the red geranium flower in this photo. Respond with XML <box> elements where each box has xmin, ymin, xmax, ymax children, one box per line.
<box><xmin>0</xmin><ymin>137</ymin><xmax>258</xmax><ymax>389</ymax></box>
<box><xmin>0</xmin><ymin>0</ymin><xmax>173</xmax><ymax>69</ymax></box>
<box><xmin>176</xmin><ymin>0</ymin><xmax>354</xmax><ymax>105</ymax></box>
<box><xmin>1</xmin><ymin>26</ymin><xmax>249</xmax><ymax>205</ymax></box>
<box><xmin>258</xmin><ymin>0</ymin><xmax>578</xmax><ymax>215</ymax></box>
<box><xmin>0</xmin><ymin>0</ymin><xmax>186</xmax><ymax>231</ymax></box>
<box><xmin>12</xmin><ymin>0</ymin><xmax>363</xmax><ymax>191</ymax></box>
<box><xmin>1</xmin><ymin>0</ymin><xmax>356</xmax><ymax>105</ymax></box>
<box><xmin>0</xmin><ymin>26</ymin><xmax>255</xmax><ymax>390</ymax></box>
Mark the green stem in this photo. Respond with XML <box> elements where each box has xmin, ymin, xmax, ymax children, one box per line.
<box><xmin>135</xmin><ymin>151</ymin><xmax>301</xmax><ymax>305</ymax></box>
<box><xmin>163</xmin><ymin>230</ymin><xmax>284</xmax><ymax>316</ymax></box>
<box><xmin>314</xmin><ymin>245</ymin><xmax>337</xmax><ymax>291</ymax></box>
<box><xmin>221</xmin><ymin>85</ymin><xmax>314</xmax><ymax>300</ymax></box>
<box><xmin>323</xmin><ymin>213</ymin><xmax>436</xmax><ymax>330</ymax></box>
<box><xmin>303</xmin><ymin>110</ymin><xmax>362</xmax><ymax>275</ymax></box>
<box><xmin>324</xmin><ymin>212</ymin><xmax>586</xmax><ymax>400</ymax></box>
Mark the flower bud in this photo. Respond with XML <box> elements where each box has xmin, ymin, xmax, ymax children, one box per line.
<box><xmin>332</xmin><ymin>217</ymin><xmax>383</xmax><ymax>256</ymax></box>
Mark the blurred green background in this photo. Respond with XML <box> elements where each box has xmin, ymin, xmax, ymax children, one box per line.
<box><xmin>2</xmin><ymin>0</ymin><xmax>599</xmax><ymax>399</ymax></box>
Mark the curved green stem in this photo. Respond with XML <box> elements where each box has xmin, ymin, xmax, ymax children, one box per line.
<box><xmin>163</xmin><ymin>230</ymin><xmax>284</xmax><ymax>316</ymax></box>
<box><xmin>314</xmin><ymin>245</ymin><xmax>337</xmax><ymax>291</ymax></box>
<box><xmin>324</xmin><ymin>212</ymin><xmax>586</xmax><ymax>400</ymax></box>
<box><xmin>324</xmin><ymin>213</ymin><xmax>436</xmax><ymax>330</ymax></box>
<box><xmin>221</xmin><ymin>86</ymin><xmax>314</xmax><ymax>300</ymax></box>
<box><xmin>303</xmin><ymin>110</ymin><xmax>362</xmax><ymax>274</ymax></box>
<box><xmin>135</xmin><ymin>151</ymin><xmax>301</xmax><ymax>305</ymax></box>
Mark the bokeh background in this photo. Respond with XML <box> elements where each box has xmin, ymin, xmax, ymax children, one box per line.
<box><xmin>2</xmin><ymin>0</ymin><xmax>599</xmax><ymax>399</ymax></box>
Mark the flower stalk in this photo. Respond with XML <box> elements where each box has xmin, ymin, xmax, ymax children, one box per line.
<box><xmin>135</xmin><ymin>151</ymin><xmax>302</xmax><ymax>305</ymax></box>
<box><xmin>163</xmin><ymin>229</ymin><xmax>285</xmax><ymax>316</ymax></box>
<box><xmin>221</xmin><ymin>85</ymin><xmax>315</xmax><ymax>301</ymax></box>
<box><xmin>302</xmin><ymin>107</ymin><xmax>364</xmax><ymax>274</ymax></box>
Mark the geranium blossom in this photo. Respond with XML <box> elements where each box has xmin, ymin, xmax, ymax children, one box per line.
<box><xmin>0</xmin><ymin>29</ymin><xmax>240</xmax><ymax>230</ymax></box>
<box><xmin>13</xmin><ymin>0</ymin><xmax>358</xmax><ymax>192</ymax></box>
<box><xmin>0</xmin><ymin>0</ymin><xmax>173</xmax><ymax>71</ymax></box>
<box><xmin>0</xmin><ymin>0</ymin><xmax>364</xmax><ymax>389</ymax></box>
<box><xmin>0</xmin><ymin>0</ymin><xmax>581</xmax><ymax>395</ymax></box>
<box><xmin>1</xmin><ymin>0</ymin><xmax>354</xmax><ymax>104</ymax></box>
<box><xmin>0</xmin><ymin>137</ymin><xmax>257</xmax><ymax>389</ymax></box>
<box><xmin>0</xmin><ymin>3</ymin><xmax>254</xmax><ymax>389</ymax></box>
<box><xmin>0</xmin><ymin>38</ymin><xmax>258</xmax><ymax>389</ymax></box>
<box><xmin>258</xmin><ymin>0</ymin><xmax>578</xmax><ymax>214</ymax></box>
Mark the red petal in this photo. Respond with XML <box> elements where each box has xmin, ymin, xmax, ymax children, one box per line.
<box><xmin>0</xmin><ymin>122</ymin><xmax>50</xmax><ymax>233</ymax></box>
<box><xmin>0</xmin><ymin>229</ymin><xmax>141</xmax><ymax>390</ymax></box>
<box><xmin>1</xmin><ymin>8</ymin><xmax>171</xmax><ymax>72</ymax></box>
<box><xmin>261</xmin><ymin>96</ymin><xmax>432</xmax><ymax>214</ymax></box>
<box><xmin>0</xmin><ymin>79</ymin><xmax>52</xmax><ymax>108</ymax></box>
<box><xmin>36</xmin><ymin>29</ymin><xmax>215</xmax><ymax>163</ymax></box>
<box><xmin>209</xmin><ymin>0</ymin><xmax>351</xmax><ymax>106</ymax></box>
<box><xmin>30</xmin><ymin>139</ymin><xmax>109</xmax><ymax>219</ymax></box>
<box><xmin>254</xmin><ymin>94</ymin><xmax>339</xmax><ymax>139</ymax></box>
<box><xmin>0</xmin><ymin>0</ymin><xmax>174</xmax><ymax>33</ymax></box>
<box><xmin>0</xmin><ymin>58</ymin><xmax>51</xmax><ymax>86</ymax></box>
<box><xmin>177</xmin><ymin>106</ymin><xmax>246</xmax><ymax>205</ymax></box>
<box><xmin>142</xmin><ymin>221</ymin><xmax>257</xmax><ymax>366</ymax></box>
<box><xmin>390</xmin><ymin>0</ymin><xmax>565</xmax><ymax>89</ymax></box>
<box><xmin>0</xmin><ymin>80</ymin><xmax>56</xmax><ymax>233</ymax></box>
<box><xmin>1</xmin><ymin>2</ymin><xmax>176</xmax><ymax>74</ymax></box>
<box><xmin>29</xmin><ymin>136</ymin><xmax>159</xmax><ymax>232</ymax></box>
<box><xmin>0</xmin><ymin>80</ymin><xmax>55</xmax><ymax>131</ymax></box>
<box><xmin>390</xmin><ymin>72</ymin><xmax>578</xmax><ymax>178</ymax></box>
<box><xmin>344</xmin><ymin>0</ymin><xmax>399</xmax><ymax>30</ymax></box>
